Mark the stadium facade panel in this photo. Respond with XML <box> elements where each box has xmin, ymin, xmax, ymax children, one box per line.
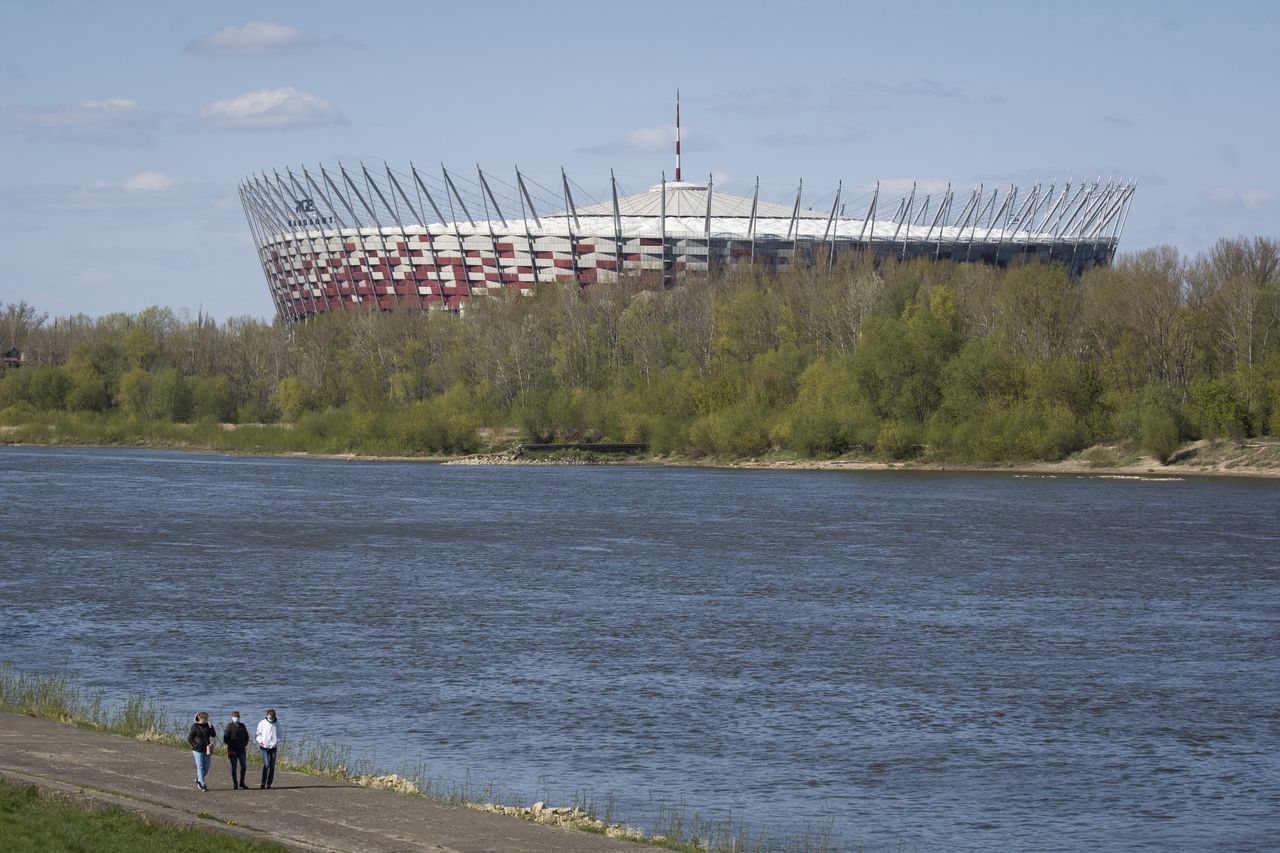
<box><xmin>239</xmin><ymin>164</ymin><xmax>1135</xmax><ymax>322</ymax></box>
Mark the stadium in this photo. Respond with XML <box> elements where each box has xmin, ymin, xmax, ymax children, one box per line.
<box><xmin>239</xmin><ymin>106</ymin><xmax>1136</xmax><ymax>322</ymax></box>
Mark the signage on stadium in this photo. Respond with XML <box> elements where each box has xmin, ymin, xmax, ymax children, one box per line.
<box><xmin>288</xmin><ymin>197</ymin><xmax>334</xmax><ymax>227</ymax></box>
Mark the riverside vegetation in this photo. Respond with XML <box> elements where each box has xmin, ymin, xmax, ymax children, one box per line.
<box><xmin>0</xmin><ymin>777</ymin><xmax>289</xmax><ymax>853</ymax></box>
<box><xmin>0</xmin><ymin>667</ymin><xmax>842</xmax><ymax>852</ymax></box>
<box><xmin>3</xmin><ymin>237</ymin><xmax>1280</xmax><ymax>466</ymax></box>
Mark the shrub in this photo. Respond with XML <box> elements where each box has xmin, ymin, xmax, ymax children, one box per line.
<box><xmin>689</xmin><ymin>404</ymin><xmax>771</xmax><ymax>457</ymax></box>
<box><xmin>0</xmin><ymin>368</ymin><xmax>33</xmax><ymax>408</ymax></box>
<box><xmin>275</xmin><ymin>376</ymin><xmax>311</xmax><ymax>422</ymax></box>
<box><xmin>146</xmin><ymin>368</ymin><xmax>191</xmax><ymax>422</ymax></box>
<box><xmin>1187</xmin><ymin>376</ymin><xmax>1251</xmax><ymax>440</ymax></box>
<box><xmin>190</xmin><ymin>376</ymin><xmax>234</xmax><ymax>422</ymax></box>
<box><xmin>1134</xmin><ymin>383</ymin><xmax>1186</xmax><ymax>463</ymax></box>
<box><xmin>876</xmin><ymin>420</ymin><xmax>917</xmax><ymax>460</ymax></box>
<box><xmin>29</xmin><ymin>368</ymin><xmax>72</xmax><ymax>411</ymax></box>
<box><xmin>117</xmin><ymin>368</ymin><xmax>152</xmax><ymax>419</ymax></box>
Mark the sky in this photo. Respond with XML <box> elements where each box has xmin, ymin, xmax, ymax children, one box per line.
<box><xmin>1</xmin><ymin>0</ymin><xmax>1277</xmax><ymax>321</ymax></box>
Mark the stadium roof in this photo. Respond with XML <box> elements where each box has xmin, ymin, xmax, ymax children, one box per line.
<box><xmin>572</xmin><ymin>181</ymin><xmax>827</xmax><ymax>220</ymax></box>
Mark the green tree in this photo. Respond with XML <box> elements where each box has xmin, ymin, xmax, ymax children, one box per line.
<box><xmin>1135</xmin><ymin>383</ymin><xmax>1185</xmax><ymax>463</ymax></box>
<box><xmin>190</xmin><ymin>375</ymin><xmax>234</xmax><ymax>422</ymax></box>
<box><xmin>29</xmin><ymin>367</ymin><xmax>71</xmax><ymax>410</ymax></box>
<box><xmin>275</xmin><ymin>376</ymin><xmax>312</xmax><ymax>422</ymax></box>
<box><xmin>147</xmin><ymin>368</ymin><xmax>192</xmax><ymax>421</ymax></box>
<box><xmin>935</xmin><ymin>338</ymin><xmax>1025</xmax><ymax>423</ymax></box>
<box><xmin>851</xmin><ymin>285</ymin><xmax>960</xmax><ymax>424</ymax></box>
<box><xmin>64</xmin><ymin>364</ymin><xmax>111</xmax><ymax>412</ymax></box>
<box><xmin>123</xmin><ymin>327</ymin><xmax>160</xmax><ymax>370</ymax></box>
<box><xmin>0</xmin><ymin>369</ymin><xmax>33</xmax><ymax>408</ymax></box>
<box><xmin>997</xmin><ymin>262</ymin><xmax>1081</xmax><ymax>361</ymax></box>
<box><xmin>117</xmin><ymin>368</ymin><xmax>152</xmax><ymax>418</ymax></box>
<box><xmin>1187</xmin><ymin>376</ymin><xmax>1251</xmax><ymax>439</ymax></box>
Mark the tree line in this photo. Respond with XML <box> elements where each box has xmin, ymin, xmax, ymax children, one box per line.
<box><xmin>3</xmin><ymin>235</ymin><xmax>1279</xmax><ymax>462</ymax></box>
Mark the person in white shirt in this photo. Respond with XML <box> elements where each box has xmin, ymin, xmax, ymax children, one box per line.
<box><xmin>255</xmin><ymin>708</ymin><xmax>282</xmax><ymax>789</ymax></box>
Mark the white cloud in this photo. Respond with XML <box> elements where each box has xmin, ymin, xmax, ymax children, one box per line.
<box><xmin>578</xmin><ymin>125</ymin><xmax>718</xmax><ymax>156</ymax></box>
<box><xmin>0</xmin><ymin>97</ymin><xmax>164</xmax><ymax>144</ymax></box>
<box><xmin>198</xmin><ymin>87</ymin><xmax>346</xmax><ymax>130</ymax></box>
<box><xmin>2</xmin><ymin>173</ymin><xmax>230</xmax><ymax>222</ymax></box>
<box><xmin>618</xmin><ymin>125</ymin><xmax>673</xmax><ymax>153</ymax></box>
<box><xmin>1203</xmin><ymin>186</ymin><xmax>1277</xmax><ymax>210</ymax></box>
<box><xmin>187</xmin><ymin>22</ymin><xmax>312</xmax><ymax>57</ymax></box>
<box><xmin>88</xmin><ymin>171</ymin><xmax>178</xmax><ymax>193</ymax></box>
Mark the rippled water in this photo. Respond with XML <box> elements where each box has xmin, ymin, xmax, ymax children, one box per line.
<box><xmin>1</xmin><ymin>447</ymin><xmax>1277</xmax><ymax>851</ymax></box>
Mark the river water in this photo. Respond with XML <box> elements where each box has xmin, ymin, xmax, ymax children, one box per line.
<box><xmin>0</xmin><ymin>447</ymin><xmax>1276</xmax><ymax>851</ymax></box>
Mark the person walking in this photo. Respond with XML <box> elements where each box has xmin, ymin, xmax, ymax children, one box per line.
<box><xmin>222</xmin><ymin>710</ymin><xmax>250</xmax><ymax>789</ymax></box>
<box><xmin>255</xmin><ymin>708</ymin><xmax>282</xmax><ymax>789</ymax></box>
<box><xmin>187</xmin><ymin>712</ymin><xmax>216</xmax><ymax>792</ymax></box>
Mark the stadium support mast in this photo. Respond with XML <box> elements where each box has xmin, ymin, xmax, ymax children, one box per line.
<box><xmin>675</xmin><ymin>90</ymin><xmax>682</xmax><ymax>183</ymax></box>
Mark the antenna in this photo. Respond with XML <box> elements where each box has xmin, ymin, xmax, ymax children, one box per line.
<box><xmin>675</xmin><ymin>89</ymin><xmax>682</xmax><ymax>183</ymax></box>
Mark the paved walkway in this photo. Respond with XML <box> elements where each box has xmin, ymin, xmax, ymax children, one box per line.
<box><xmin>0</xmin><ymin>712</ymin><xmax>649</xmax><ymax>852</ymax></box>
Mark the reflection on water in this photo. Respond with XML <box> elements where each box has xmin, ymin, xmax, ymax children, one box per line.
<box><xmin>1</xmin><ymin>447</ymin><xmax>1277</xmax><ymax>851</ymax></box>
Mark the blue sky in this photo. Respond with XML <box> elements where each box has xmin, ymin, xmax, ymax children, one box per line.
<box><xmin>1</xmin><ymin>0</ymin><xmax>1277</xmax><ymax>321</ymax></box>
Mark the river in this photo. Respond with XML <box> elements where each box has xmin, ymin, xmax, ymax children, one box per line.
<box><xmin>0</xmin><ymin>447</ymin><xmax>1276</xmax><ymax>851</ymax></box>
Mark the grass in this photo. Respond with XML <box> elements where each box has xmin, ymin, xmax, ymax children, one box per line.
<box><xmin>0</xmin><ymin>776</ymin><xmax>289</xmax><ymax>853</ymax></box>
<box><xmin>1</xmin><ymin>665</ymin><xmax>855</xmax><ymax>852</ymax></box>
<box><xmin>0</xmin><ymin>409</ymin><xmax>468</xmax><ymax>459</ymax></box>
<box><xmin>0</xmin><ymin>666</ymin><xmax>182</xmax><ymax>746</ymax></box>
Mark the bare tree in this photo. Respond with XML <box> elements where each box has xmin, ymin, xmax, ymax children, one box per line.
<box><xmin>1187</xmin><ymin>236</ymin><xmax>1280</xmax><ymax>369</ymax></box>
<box><xmin>0</xmin><ymin>301</ymin><xmax>47</xmax><ymax>354</ymax></box>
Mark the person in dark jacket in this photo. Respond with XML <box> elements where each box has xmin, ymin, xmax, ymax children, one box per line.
<box><xmin>222</xmin><ymin>710</ymin><xmax>250</xmax><ymax>789</ymax></box>
<box><xmin>187</xmin><ymin>711</ymin><xmax>216</xmax><ymax>792</ymax></box>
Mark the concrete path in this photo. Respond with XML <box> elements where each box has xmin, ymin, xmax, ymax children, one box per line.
<box><xmin>0</xmin><ymin>712</ymin><xmax>650</xmax><ymax>852</ymax></box>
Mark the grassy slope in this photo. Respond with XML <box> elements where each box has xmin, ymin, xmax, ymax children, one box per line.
<box><xmin>0</xmin><ymin>777</ymin><xmax>288</xmax><ymax>853</ymax></box>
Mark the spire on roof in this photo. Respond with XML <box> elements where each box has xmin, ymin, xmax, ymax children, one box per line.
<box><xmin>675</xmin><ymin>89</ymin><xmax>682</xmax><ymax>183</ymax></box>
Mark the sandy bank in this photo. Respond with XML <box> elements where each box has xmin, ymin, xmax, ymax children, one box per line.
<box><xmin>6</xmin><ymin>437</ymin><xmax>1280</xmax><ymax>478</ymax></box>
<box><xmin>444</xmin><ymin>439</ymin><xmax>1280</xmax><ymax>479</ymax></box>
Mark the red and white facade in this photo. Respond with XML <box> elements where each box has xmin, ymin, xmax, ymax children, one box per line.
<box><xmin>240</xmin><ymin>164</ymin><xmax>1135</xmax><ymax>322</ymax></box>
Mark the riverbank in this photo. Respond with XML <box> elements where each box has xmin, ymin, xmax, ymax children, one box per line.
<box><xmin>347</xmin><ymin>436</ymin><xmax>1280</xmax><ymax>479</ymax></box>
<box><xmin>0</xmin><ymin>712</ymin><xmax>652</xmax><ymax>853</ymax></box>
<box><xmin>6</xmin><ymin>429</ymin><xmax>1280</xmax><ymax>478</ymax></box>
<box><xmin>0</xmin><ymin>668</ymin><xmax>830</xmax><ymax>853</ymax></box>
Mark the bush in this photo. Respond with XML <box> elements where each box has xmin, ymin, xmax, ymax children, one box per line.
<box><xmin>395</xmin><ymin>399</ymin><xmax>478</xmax><ymax>455</ymax></box>
<box><xmin>1270</xmin><ymin>378</ymin><xmax>1280</xmax><ymax>437</ymax></box>
<box><xmin>191</xmin><ymin>376</ymin><xmax>234</xmax><ymax>422</ymax></box>
<box><xmin>65</xmin><ymin>365</ymin><xmax>110</xmax><ymax>412</ymax></box>
<box><xmin>147</xmin><ymin>368</ymin><xmax>192</xmax><ymax>422</ymax></box>
<box><xmin>1134</xmin><ymin>383</ymin><xmax>1186</xmax><ymax>463</ymax></box>
<box><xmin>1187</xmin><ymin>376</ymin><xmax>1251</xmax><ymax>440</ymax></box>
<box><xmin>876</xmin><ymin>420</ymin><xmax>917</xmax><ymax>460</ymax></box>
<box><xmin>689</xmin><ymin>404</ymin><xmax>772</xmax><ymax>457</ymax></box>
<box><xmin>0</xmin><ymin>369</ymin><xmax>33</xmax><ymax>408</ymax></box>
<box><xmin>29</xmin><ymin>368</ymin><xmax>72</xmax><ymax>411</ymax></box>
<box><xmin>1141</xmin><ymin>406</ymin><xmax>1181</xmax><ymax>463</ymax></box>
<box><xmin>117</xmin><ymin>368</ymin><xmax>152</xmax><ymax>418</ymax></box>
<box><xmin>275</xmin><ymin>376</ymin><xmax>311</xmax><ymax>422</ymax></box>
